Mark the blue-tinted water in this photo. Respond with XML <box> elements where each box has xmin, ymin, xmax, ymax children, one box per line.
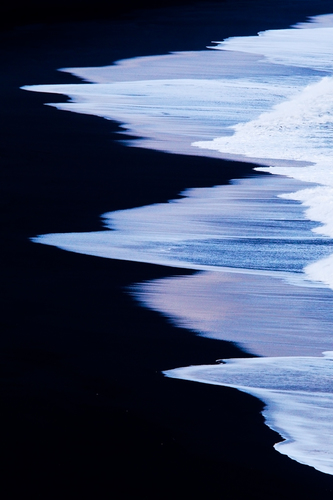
<box><xmin>23</xmin><ymin>14</ymin><xmax>333</xmax><ymax>474</ymax></box>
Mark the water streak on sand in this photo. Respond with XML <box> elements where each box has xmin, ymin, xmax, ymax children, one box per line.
<box><xmin>23</xmin><ymin>14</ymin><xmax>333</xmax><ymax>474</ymax></box>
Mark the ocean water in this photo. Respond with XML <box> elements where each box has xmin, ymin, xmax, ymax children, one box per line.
<box><xmin>23</xmin><ymin>14</ymin><xmax>333</xmax><ymax>474</ymax></box>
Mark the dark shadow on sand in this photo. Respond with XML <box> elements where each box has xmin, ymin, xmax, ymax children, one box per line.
<box><xmin>2</xmin><ymin>2</ymin><xmax>333</xmax><ymax>497</ymax></box>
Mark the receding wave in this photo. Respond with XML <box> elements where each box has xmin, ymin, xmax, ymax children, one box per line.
<box><xmin>165</xmin><ymin>352</ymin><xmax>333</xmax><ymax>475</ymax></box>
<box><xmin>23</xmin><ymin>13</ymin><xmax>333</xmax><ymax>474</ymax></box>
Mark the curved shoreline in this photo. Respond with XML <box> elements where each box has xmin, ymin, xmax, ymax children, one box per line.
<box><xmin>2</xmin><ymin>1</ymin><xmax>333</xmax><ymax>497</ymax></box>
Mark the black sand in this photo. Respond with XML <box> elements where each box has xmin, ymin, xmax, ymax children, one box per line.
<box><xmin>2</xmin><ymin>1</ymin><xmax>333</xmax><ymax>497</ymax></box>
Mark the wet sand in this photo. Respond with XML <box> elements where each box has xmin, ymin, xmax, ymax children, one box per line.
<box><xmin>2</xmin><ymin>1</ymin><xmax>333</xmax><ymax>497</ymax></box>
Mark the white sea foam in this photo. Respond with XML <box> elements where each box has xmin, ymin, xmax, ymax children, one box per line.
<box><xmin>23</xmin><ymin>14</ymin><xmax>333</xmax><ymax>474</ymax></box>
<box><xmin>211</xmin><ymin>15</ymin><xmax>333</xmax><ymax>71</ymax></box>
<box><xmin>23</xmin><ymin>15</ymin><xmax>333</xmax><ymax>290</ymax></box>
<box><xmin>193</xmin><ymin>82</ymin><xmax>333</xmax><ymax>286</ymax></box>
<box><xmin>193</xmin><ymin>19</ymin><xmax>333</xmax><ymax>288</ymax></box>
<box><xmin>195</xmin><ymin>76</ymin><xmax>333</xmax><ymax>167</ymax></box>
<box><xmin>22</xmin><ymin>75</ymin><xmax>313</xmax><ymax>158</ymax></box>
<box><xmin>165</xmin><ymin>352</ymin><xmax>333</xmax><ymax>475</ymax></box>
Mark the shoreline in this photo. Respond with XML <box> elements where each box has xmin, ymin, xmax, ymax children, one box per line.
<box><xmin>2</xmin><ymin>1</ymin><xmax>333</xmax><ymax>497</ymax></box>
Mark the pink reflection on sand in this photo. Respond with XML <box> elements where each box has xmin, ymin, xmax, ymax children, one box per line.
<box><xmin>132</xmin><ymin>269</ymin><xmax>333</xmax><ymax>357</ymax></box>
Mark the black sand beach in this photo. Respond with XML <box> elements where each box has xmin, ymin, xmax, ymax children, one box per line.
<box><xmin>2</xmin><ymin>1</ymin><xmax>333</xmax><ymax>497</ymax></box>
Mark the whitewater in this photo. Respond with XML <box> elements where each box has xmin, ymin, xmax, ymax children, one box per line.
<box><xmin>23</xmin><ymin>14</ymin><xmax>333</xmax><ymax>474</ymax></box>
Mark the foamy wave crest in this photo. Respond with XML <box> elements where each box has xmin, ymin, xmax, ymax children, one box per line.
<box><xmin>305</xmin><ymin>255</ymin><xmax>333</xmax><ymax>289</ymax></box>
<box><xmin>194</xmin><ymin>76</ymin><xmax>333</xmax><ymax>165</ymax></box>
<box><xmin>194</xmin><ymin>75</ymin><xmax>333</xmax><ymax>288</ymax></box>
<box><xmin>194</xmin><ymin>17</ymin><xmax>333</xmax><ymax>290</ymax></box>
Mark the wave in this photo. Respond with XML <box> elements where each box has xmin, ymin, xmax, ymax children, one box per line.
<box><xmin>165</xmin><ymin>352</ymin><xmax>333</xmax><ymax>475</ymax></box>
<box><xmin>23</xmin><ymin>13</ymin><xmax>333</xmax><ymax>474</ymax></box>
